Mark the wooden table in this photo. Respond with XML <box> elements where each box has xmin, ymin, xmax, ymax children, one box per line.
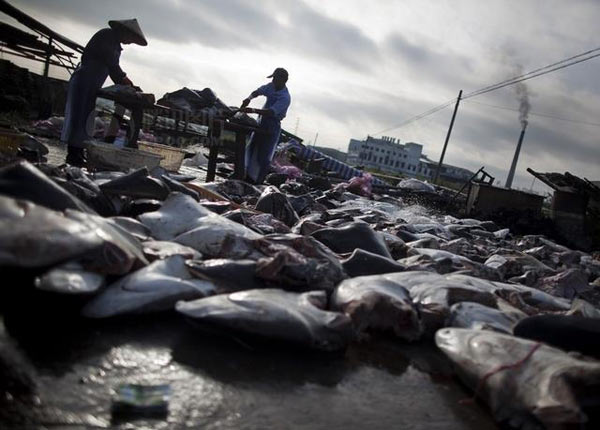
<box><xmin>205</xmin><ymin>120</ymin><xmax>262</xmax><ymax>182</ymax></box>
<box><xmin>97</xmin><ymin>89</ymin><xmax>262</xmax><ymax>180</ymax></box>
<box><xmin>97</xmin><ymin>89</ymin><xmax>156</xmax><ymax>148</ymax></box>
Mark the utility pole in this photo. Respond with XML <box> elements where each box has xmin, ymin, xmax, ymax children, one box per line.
<box><xmin>39</xmin><ymin>36</ymin><xmax>54</xmax><ymax>119</ymax></box>
<box><xmin>434</xmin><ymin>90</ymin><xmax>462</xmax><ymax>184</ymax></box>
<box><xmin>308</xmin><ymin>132</ymin><xmax>319</xmax><ymax>171</ymax></box>
<box><xmin>294</xmin><ymin>117</ymin><xmax>300</xmax><ymax>135</ymax></box>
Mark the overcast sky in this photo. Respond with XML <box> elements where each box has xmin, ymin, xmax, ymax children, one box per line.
<box><xmin>4</xmin><ymin>0</ymin><xmax>600</xmax><ymax>192</ymax></box>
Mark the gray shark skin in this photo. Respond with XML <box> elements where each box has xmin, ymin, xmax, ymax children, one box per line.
<box><xmin>82</xmin><ymin>256</ymin><xmax>215</xmax><ymax>318</ymax></box>
<box><xmin>0</xmin><ymin>195</ymin><xmax>147</xmax><ymax>274</ymax></box>
<box><xmin>436</xmin><ymin>328</ymin><xmax>600</xmax><ymax>429</ymax></box>
<box><xmin>176</xmin><ymin>289</ymin><xmax>353</xmax><ymax>351</ymax></box>
<box><xmin>35</xmin><ymin>262</ymin><xmax>105</xmax><ymax>295</ymax></box>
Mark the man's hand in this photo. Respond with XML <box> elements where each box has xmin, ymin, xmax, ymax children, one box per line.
<box><xmin>121</xmin><ymin>76</ymin><xmax>134</xmax><ymax>86</ymax></box>
<box><xmin>240</xmin><ymin>98</ymin><xmax>251</xmax><ymax>109</ymax></box>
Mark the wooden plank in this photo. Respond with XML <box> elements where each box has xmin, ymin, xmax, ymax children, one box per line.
<box><xmin>184</xmin><ymin>182</ymin><xmax>261</xmax><ymax>213</ymax></box>
<box><xmin>0</xmin><ymin>0</ymin><xmax>83</xmax><ymax>53</ymax></box>
<box><xmin>234</xmin><ymin>131</ymin><xmax>246</xmax><ymax>180</ymax></box>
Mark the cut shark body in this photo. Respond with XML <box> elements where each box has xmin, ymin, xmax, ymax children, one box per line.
<box><xmin>82</xmin><ymin>256</ymin><xmax>214</xmax><ymax>318</ymax></box>
<box><xmin>436</xmin><ymin>328</ymin><xmax>600</xmax><ymax>428</ymax></box>
<box><xmin>176</xmin><ymin>289</ymin><xmax>353</xmax><ymax>351</ymax></box>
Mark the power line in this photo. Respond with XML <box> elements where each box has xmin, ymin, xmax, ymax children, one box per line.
<box><xmin>463</xmin><ymin>46</ymin><xmax>600</xmax><ymax>99</ymax></box>
<box><xmin>463</xmin><ymin>50</ymin><xmax>600</xmax><ymax>99</ymax></box>
<box><xmin>369</xmin><ymin>97</ymin><xmax>457</xmax><ymax>135</ymax></box>
<box><xmin>465</xmin><ymin>99</ymin><xmax>600</xmax><ymax>127</ymax></box>
<box><xmin>295</xmin><ymin>125</ymin><xmax>349</xmax><ymax>140</ymax></box>
<box><xmin>368</xmin><ymin>45</ymin><xmax>600</xmax><ymax>137</ymax></box>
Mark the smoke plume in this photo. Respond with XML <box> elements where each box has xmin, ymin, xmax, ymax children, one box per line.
<box><xmin>513</xmin><ymin>67</ymin><xmax>530</xmax><ymax>128</ymax></box>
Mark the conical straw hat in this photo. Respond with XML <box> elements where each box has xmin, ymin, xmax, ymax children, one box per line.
<box><xmin>108</xmin><ymin>18</ymin><xmax>148</xmax><ymax>46</ymax></box>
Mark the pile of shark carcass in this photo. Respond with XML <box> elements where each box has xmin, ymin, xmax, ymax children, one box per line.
<box><xmin>2</xmin><ymin>160</ymin><xmax>600</xmax><ymax>428</ymax></box>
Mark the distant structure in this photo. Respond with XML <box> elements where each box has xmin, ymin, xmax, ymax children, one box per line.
<box><xmin>314</xmin><ymin>146</ymin><xmax>347</xmax><ymax>163</ymax></box>
<box><xmin>347</xmin><ymin>136</ymin><xmax>423</xmax><ymax>175</ymax></box>
<box><xmin>346</xmin><ymin>135</ymin><xmax>474</xmax><ymax>184</ymax></box>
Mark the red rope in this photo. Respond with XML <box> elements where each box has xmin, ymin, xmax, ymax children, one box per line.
<box><xmin>460</xmin><ymin>342</ymin><xmax>542</xmax><ymax>405</ymax></box>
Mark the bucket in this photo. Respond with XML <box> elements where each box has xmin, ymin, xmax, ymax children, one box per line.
<box><xmin>138</xmin><ymin>141</ymin><xmax>186</xmax><ymax>172</ymax></box>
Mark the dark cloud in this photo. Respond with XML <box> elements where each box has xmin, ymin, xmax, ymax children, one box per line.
<box><xmin>13</xmin><ymin>0</ymin><xmax>380</xmax><ymax>71</ymax></box>
<box><xmin>384</xmin><ymin>33</ymin><xmax>477</xmax><ymax>91</ymax></box>
<box><xmin>282</xmin><ymin>1</ymin><xmax>380</xmax><ymax>72</ymax></box>
<box><xmin>300</xmin><ymin>88</ymin><xmax>440</xmax><ymax>133</ymax></box>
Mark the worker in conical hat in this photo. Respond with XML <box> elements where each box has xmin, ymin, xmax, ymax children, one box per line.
<box><xmin>61</xmin><ymin>19</ymin><xmax>148</xmax><ymax>166</ymax></box>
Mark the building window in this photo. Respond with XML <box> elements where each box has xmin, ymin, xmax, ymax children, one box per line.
<box><xmin>395</xmin><ymin>160</ymin><xmax>399</xmax><ymax>167</ymax></box>
<box><xmin>379</xmin><ymin>157</ymin><xmax>383</xmax><ymax>163</ymax></box>
<box><xmin>401</xmin><ymin>162</ymin><xmax>405</xmax><ymax>168</ymax></box>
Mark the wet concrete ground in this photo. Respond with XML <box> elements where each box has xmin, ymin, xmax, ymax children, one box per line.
<box><xmin>1</xmin><ymin>311</ymin><xmax>498</xmax><ymax>430</ymax></box>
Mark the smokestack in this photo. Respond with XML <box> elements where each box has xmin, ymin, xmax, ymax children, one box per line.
<box><xmin>505</xmin><ymin>122</ymin><xmax>528</xmax><ymax>189</ymax></box>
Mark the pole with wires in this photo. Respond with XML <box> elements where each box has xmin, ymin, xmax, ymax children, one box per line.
<box><xmin>434</xmin><ymin>90</ymin><xmax>462</xmax><ymax>184</ymax></box>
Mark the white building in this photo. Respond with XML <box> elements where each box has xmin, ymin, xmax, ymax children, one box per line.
<box><xmin>347</xmin><ymin>136</ymin><xmax>430</xmax><ymax>177</ymax></box>
<box><xmin>347</xmin><ymin>135</ymin><xmax>474</xmax><ymax>182</ymax></box>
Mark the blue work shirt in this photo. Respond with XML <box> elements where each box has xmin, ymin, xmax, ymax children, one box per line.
<box><xmin>252</xmin><ymin>83</ymin><xmax>291</xmax><ymax>122</ymax></box>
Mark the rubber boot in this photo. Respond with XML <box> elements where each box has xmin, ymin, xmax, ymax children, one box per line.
<box><xmin>66</xmin><ymin>146</ymin><xmax>87</xmax><ymax>168</ymax></box>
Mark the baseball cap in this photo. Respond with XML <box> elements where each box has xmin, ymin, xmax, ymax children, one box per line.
<box><xmin>267</xmin><ymin>68</ymin><xmax>289</xmax><ymax>80</ymax></box>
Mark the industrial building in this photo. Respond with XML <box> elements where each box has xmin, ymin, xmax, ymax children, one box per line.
<box><xmin>346</xmin><ymin>135</ymin><xmax>474</xmax><ymax>183</ymax></box>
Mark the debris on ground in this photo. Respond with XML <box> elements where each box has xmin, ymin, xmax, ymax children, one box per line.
<box><xmin>111</xmin><ymin>383</ymin><xmax>170</xmax><ymax>418</ymax></box>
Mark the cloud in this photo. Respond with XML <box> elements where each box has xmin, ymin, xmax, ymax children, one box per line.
<box><xmin>14</xmin><ymin>0</ymin><xmax>380</xmax><ymax>71</ymax></box>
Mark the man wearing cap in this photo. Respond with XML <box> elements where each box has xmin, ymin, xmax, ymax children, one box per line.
<box><xmin>61</xmin><ymin>19</ymin><xmax>147</xmax><ymax>166</ymax></box>
<box><xmin>239</xmin><ymin>68</ymin><xmax>291</xmax><ymax>184</ymax></box>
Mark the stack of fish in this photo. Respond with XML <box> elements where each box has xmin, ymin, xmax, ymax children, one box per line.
<box><xmin>157</xmin><ymin>86</ymin><xmax>258</xmax><ymax>128</ymax></box>
<box><xmin>1</xmin><ymin>160</ymin><xmax>599</xmax><ymax>428</ymax></box>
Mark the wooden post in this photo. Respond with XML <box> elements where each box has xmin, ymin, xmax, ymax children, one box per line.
<box><xmin>234</xmin><ymin>131</ymin><xmax>247</xmax><ymax>180</ymax></box>
<box><xmin>43</xmin><ymin>37</ymin><xmax>52</xmax><ymax>78</ymax></box>
<box><xmin>434</xmin><ymin>90</ymin><xmax>462</xmax><ymax>184</ymax></box>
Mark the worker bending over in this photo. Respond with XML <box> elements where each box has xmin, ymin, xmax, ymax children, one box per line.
<box><xmin>61</xmin><ymin>19</ymin><xmax>147</xmax><ymax>166</ymax></box>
